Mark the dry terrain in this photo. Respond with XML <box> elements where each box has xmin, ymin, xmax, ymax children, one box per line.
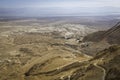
<box><xmin>0</xmin><ymin>18</ymin><xmax>120</xmax><ymax>80</ymax></box>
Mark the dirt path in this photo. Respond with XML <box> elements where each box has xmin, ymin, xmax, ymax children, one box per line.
<box><xmin>94</xmin><ymin>63</ymin><xmax>106</xmax><ymax>80</ymax></box>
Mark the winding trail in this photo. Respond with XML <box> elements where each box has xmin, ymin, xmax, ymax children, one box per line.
<box><xmin>94</xmin><ymin>63</ymin><xmax>106</xmax><ymax>80</ymax></box>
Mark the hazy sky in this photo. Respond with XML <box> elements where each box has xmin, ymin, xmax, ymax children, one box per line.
<box><xmin>0</xmin><ymin>0</ymin><xmax>120</xmax><ymax>17</ymax></box>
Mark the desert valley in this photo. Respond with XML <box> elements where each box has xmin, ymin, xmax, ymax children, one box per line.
<box><xmin>0</xmin><ymin>16</ymin><xmax>120</xmax><ymax>80</ymax></box>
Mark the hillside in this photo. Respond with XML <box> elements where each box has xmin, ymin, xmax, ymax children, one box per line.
<box><xmin>23</xmin><ymin>45</ymin><xmax>120</xmax><ymax>80</ymax></box>
<box><xmin>83</xmin><ymin>22</ymin><xmax>120</xmax><ymax>44</ymax></box>
<box><xmin>91</xmin><ymin>45</ymin><xmax>120</xmax><ymax>80</ymax></box>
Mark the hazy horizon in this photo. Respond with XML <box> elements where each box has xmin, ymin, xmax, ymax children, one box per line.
<box><xmin>0</xmin><ymin>0</ymin><xmax>120</xmax><ymax>17</ymax></box>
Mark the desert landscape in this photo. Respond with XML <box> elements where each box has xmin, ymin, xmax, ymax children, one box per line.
<box><xmin>0</xmin><ymin>16</ymin><xmax>120</xmax><ymax>80</ymax></box>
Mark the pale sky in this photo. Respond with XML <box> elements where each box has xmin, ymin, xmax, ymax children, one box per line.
<box><xmin>0</xmin><ymin>0</ymin><xmax>120</xmax><ymax>17</ymax></box>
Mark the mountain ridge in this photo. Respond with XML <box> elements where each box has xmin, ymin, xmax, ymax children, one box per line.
<box><xmin>83</xmin><ymin>21</ymin><xmax>120</xmax><ymax>44</ymax></box>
